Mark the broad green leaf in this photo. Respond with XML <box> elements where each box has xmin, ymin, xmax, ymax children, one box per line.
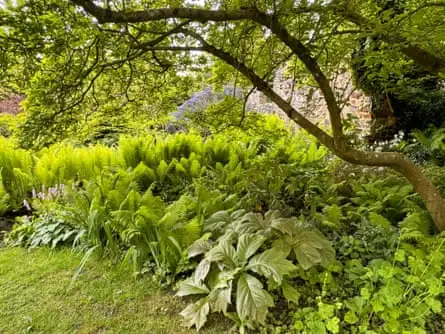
<box><xmin>235</xmin><ymin>234</ymin><xmax>266</xmax><ymax>265</ymax></box>
<box><xmin>206</xmin><ymin>239</ymin><xmax>237</xmax><ymax>268</ymax></box>
<box><xmin>177</xmin><ymin>278</ymin><xmax>209</xmax><ymax>297</ymax></box>
<box><xmin>187</xmin><ymin>233</ymin><xmax>212</xmax><ymax>258</ymax></box>
<box><xmin>180</xmin><ymin>298</ymin><xmax>210</xmax><ymax>330</ymax></box>
<box><xmin>211</xmin><ymin>268</ymin><xmax>240</xmax><ymax>290</ymax></box>
<box><xmin>236</xmin><ymin>273</ymin><xmax>274</xmax><ymax>324</ymax></box>
<box><xmin>271</xmin><ymin>218</ymin><xmax>298</xmax><ymax>236</ymax></box>
<box><xmin>195</xmin><ymin>259</ymin><xmax>211</xmax><ymax>282</ymax></box>
<box><xmin>209</xmin><ymin>281</ymin><xmax>232</xmax><ymax>314</ymax></box>
<box><xmin>247</xmin><ymin>248</ymin><xmax>296</xmax><ymax>285</ymax></box>
<box><xmin>288</xmin><ymin>229</ymin><xmax>335</xmax><ymax>270</ymax></box>
<box><xmin>282</xmin><ymin>281</ymin><xmax>300</xmax><ymax>304</ymax></box>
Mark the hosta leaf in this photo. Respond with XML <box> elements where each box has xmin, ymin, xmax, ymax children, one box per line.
<box><xmin>177</xmin><ymin>278</ymin><xmax>209</xmax><ymax>297</ymax></box>
<box><xmin>180</xmin><ymin>298</ymin><xmax>210</xmax><ymax>331</ymax></box>
<box><xmin>236</xmin><ymin>273</ymin><xmax>274</xmax><ymax>324</ymax></box>
<box><xmin>209</xmin><ymin>281</ymin><xmax>232</xmax><ymax>314</ymax></box>
<box><xmin>247</xmin><ymin>248</ymin><xmax>296</xmax><ymax>285</ymax></box>
<box><xmin>235</xmin><ymin>234</ymin><xmax>266</xmax><ymax>265</ymax></box>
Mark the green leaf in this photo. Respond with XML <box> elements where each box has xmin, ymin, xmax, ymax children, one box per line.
<box><xmin>195</xmin><ymin>259</ymin><xmax>211</xmax><ymax>282</ymax></box>
<box><xmin>247</xmin><ymin>248</ymin><xmax>296</xmax><ymax>285</ymax></box>
<box><xmin>187</xmin><ymin>233</ymin><xmax>212</xmax><ymax>258</ymax></box>
<box><xmin>344</xmin><ymin>311</ymin><xmax>358</xmax><ymax>324</ymax></box>
<box><xmin>369</xmin><ymin>212</ymin><xmax>392</xmax><ymax>230</ymax></box>
<box><xmin>326</xmin><ymin>317</ymin><xmax>340</xmax><ymax>334</ymax></box>
<box><xmin>427</xmin><ymin>298</ymin><xmax>442</xmax><ymax>313</ymax></box>
<box><xmin>318</xmin><ymin>302</ymin><xmax>335</xmax><ymax>320</ymax></box>
<box><xmin>156</xmin><ymin>160</ymin><xmax>169</xmax><ymax>182</ymax></box>
<box><xmin>180</xmin><ymin>298</ymin><xmax>210</xmax><ymax>330</ymax></box>
<box><xmin>236</xmin><ymin>273</ymin><xmax>274</xmax><ymax>324</ymax></box>
<box><xmin>282</xmin><ymin>281</ymin><xmax>300</xmax><ymax>304</ymax></box>
<box><xmin>287</xmin><ymin>229</ymin><xmax>335</xmax><ymax>270</ymax></box>
<box><xmin>177</xmin><ymin>278</ymin><xmax>209</xmax><ymax>297</ymax></box>
<box><xmin>209</xmin><ymin>281</ymin><xmax>232</xmax><ymax>314</ymax></box>
<box><xmin>271</xmin><ymin>217</ymin><xmax>298</xmax><ymax>236</ymax></box>
<box><xmin>206</xmin><ymin>239</ymin><xmax>237</xmax><ymax>268</ymax></box>
<box><xmin>235</xmin><ymin>234</ymin><xmax>266</xmax><ymax>265</ymax></box>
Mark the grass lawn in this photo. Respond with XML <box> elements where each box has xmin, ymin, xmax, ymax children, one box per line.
<box><xmin>0</xmin><ymin>247</ymin><xmax>229</xmax><ymax>334</ymax></box>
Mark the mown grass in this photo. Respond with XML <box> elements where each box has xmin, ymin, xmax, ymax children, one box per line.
<box><xmin>0</xmin><ymin>247</ymin><xmax>229</xmax><ymax>334</ymax></box>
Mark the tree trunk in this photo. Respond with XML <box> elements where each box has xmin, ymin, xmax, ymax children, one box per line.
<box><xmin>392</xmin><ymin>158</ymin><xmax>445</xmax><ymax>231</ymax></box>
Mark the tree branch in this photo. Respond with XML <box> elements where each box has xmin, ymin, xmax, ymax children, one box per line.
<box><xmin>332</xmin><ymin>4</ymin><xmax>445</xmax><ymax>74</ymax></box>
<box><xmin>251</xmin><ymin>13</ymin><xmax>345</xmax><ymax>146</ymax></box>
<box><xmin>70</xmin><ymin>0</ymin><xmax>257</xmax><ymax>23</ymax></box>
<box><xmin>166</xmin><ymin>31</ymin><xmax>337</xmax><ymax>151</ymax></box>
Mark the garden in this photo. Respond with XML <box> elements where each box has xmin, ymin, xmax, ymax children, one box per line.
<box><xmin>1</xmin><ymin>0</ymin><xmax>445</xmax><ymax>333</ymax></box>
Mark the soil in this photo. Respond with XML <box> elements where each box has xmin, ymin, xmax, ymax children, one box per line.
<box><xmin>0</xmin><ymin>216</ymin><xmax>15</xmax><ymax>246</ymax></box>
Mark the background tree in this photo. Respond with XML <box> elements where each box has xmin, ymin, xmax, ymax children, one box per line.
<box><xmin>351</xmin><ymin>0</ymin><xmax>445</xmax><ymax>142</ymax></box>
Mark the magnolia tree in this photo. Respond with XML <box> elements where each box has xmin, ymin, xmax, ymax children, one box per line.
<box><xmin>2</xmin><ymin>0</ymin><xmax>445</xmax><ymax>229</ymax></box>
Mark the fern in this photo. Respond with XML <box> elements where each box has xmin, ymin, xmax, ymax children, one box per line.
<box><xmin>0</xmin><ymin>138</ymin><xmax>34</xmax><ymax>207</ymax></box>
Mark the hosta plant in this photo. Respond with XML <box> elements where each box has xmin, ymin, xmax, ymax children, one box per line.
<box><xmin>205</xmin><ymin>210</ymin><xmax>335</xmax><ymax>270</ymax></box>
<box><xmin>177</xmin><ymin>210</ymin><xmax>335</xmax><ymax>331</ymax></box>
<box><xmin>177</xmin><ymin>234</ymin><xmax>296</xmax><ymax>332</ymax></box>
<box><xmin>6</xmin><ymin>213</ymin><xmax>85</xmax><ymax>249</ymax></box>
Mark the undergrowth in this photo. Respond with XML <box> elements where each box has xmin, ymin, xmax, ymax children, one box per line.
<box><xmin>1</xmin><ymin>123</ymin><xmax>445</xmax><ymax>333</ymax></box>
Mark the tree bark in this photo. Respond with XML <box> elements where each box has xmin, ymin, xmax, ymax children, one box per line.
<box><xmin>394</xmin><ymin>160</ymin><xmax>445</xmax><ymax>231</ymax></box>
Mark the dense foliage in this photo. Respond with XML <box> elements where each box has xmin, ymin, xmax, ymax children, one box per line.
<box><xmin>1</xmin><ymin>0</ymin><xmax>445</xmax><ymax>332</ymax></box>
<box><xmin>1</xmin><ymin>118</ymin><xmax>445</xmax><ymax>333</ymax></box>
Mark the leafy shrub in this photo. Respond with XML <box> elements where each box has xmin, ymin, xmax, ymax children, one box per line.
<box><xmin>0</xmin><ymin>176</ymin><xmax>10</xmax><ymax>216</ymax></box>
<box><xmin>34</xmin><ymin>143</ymin><xmax>118</xmax><ymax>188</ymax></box>
<box><xmin>177</xmin><ymin>210</ymin><xmax>334</xmax><ymax>331</ymax></box>
<box><xmin>6</xmin><ymin>213</ymin><xmax>85</xmax><ymax>249</ymax></box>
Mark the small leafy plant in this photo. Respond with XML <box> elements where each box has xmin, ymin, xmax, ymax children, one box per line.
<box><xmin>177</xmin><ymin>210</ymin><xmax>335</xmax><ymax>331</ymax></box>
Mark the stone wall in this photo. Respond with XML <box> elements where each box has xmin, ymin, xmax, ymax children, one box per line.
<box><xmin>246</xmin><ymin>69</ymin><xmax>372</xmax><ymax>131</ymax></box>
<box><xmin>0</xmin><ymin>93</ymin><xmax>23</xmax><ymax>115</ymax></box>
